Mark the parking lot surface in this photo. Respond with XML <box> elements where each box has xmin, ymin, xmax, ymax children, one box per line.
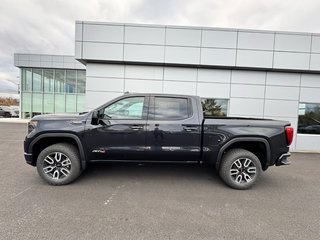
<box><xmin>0</xmin><ymin>122</ymin><xmax>319</xmax><ymax>240</ymax></box>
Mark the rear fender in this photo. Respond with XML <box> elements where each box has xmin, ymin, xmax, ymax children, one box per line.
<box><xmin>216</xmin><ymin>137</ymin><xmax>271</xmax><ymax>170</ymax></box>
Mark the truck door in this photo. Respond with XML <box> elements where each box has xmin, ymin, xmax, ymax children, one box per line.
<box><xmin>145</xmin><ymin>96</ymin><xmax>202</xmax><ymax>161</ymax></box>
<box><xmin>86</xmin><ymin>96</ymin><xmax>149</xmax><ymax>160</ymax></box>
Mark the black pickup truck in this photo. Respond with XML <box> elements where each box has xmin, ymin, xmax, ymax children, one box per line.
<box><xmin>24</xmin><ymin>93</ymin><xmax>293</xmax><ymax>189</ymax></box>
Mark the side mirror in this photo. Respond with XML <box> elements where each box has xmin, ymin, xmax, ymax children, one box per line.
<box><xmin>91</xmin><ymin>110</ymin><xmax>99</xmax><ymax>125</ymax></box>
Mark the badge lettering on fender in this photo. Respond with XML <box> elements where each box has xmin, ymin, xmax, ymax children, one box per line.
<box><xmin>92</xmin><ymin>149</ymin><xmax>106</xmax><ymax>153</ymax></box>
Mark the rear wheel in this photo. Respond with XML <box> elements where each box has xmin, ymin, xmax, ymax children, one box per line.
<box><xmin>219</xmin><ymin>148</ymin><xmax>262</xmax><ymax>190</ymax></box>
<box><xmin>4</xmin><ymin>112</ymin><xmax>11</xmax><ymax>118</ymax></box>
<box><xmin>36</xmin><ymin>143</ymin><xmax>81</xmax><ymax>185</ymax></box>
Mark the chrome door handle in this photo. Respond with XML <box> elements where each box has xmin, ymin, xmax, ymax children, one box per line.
<box><xmin>130</xmin><ymin>125</ymin><xmax>144</xmax><ymax>130</ymax></box>
<box><xmin>183</xmin><ymin>126</ymin><xmax>198</xmax><ymax>132</ymax></box>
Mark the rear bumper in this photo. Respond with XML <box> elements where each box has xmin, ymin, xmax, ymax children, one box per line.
<box><xmin>276</xmin><ymin>153</ymin><xmax>291</xmax><ymax>166</ymax></box>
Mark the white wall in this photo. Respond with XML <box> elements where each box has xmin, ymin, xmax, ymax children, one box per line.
<box><xmin>85</xmin><ymin>63</ymin><xmax>320</xmax><ymax>151</ymax></box>
<box><xmin>78</xmin><ymin>22</ymin><xmax>320</xmax><ymax>152</ymax></box>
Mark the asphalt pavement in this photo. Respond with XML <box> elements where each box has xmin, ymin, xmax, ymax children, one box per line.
<box><xmin>0</xmin><ymin>122</ymin><xmax>319</xmax><ymax>240</ymax></box>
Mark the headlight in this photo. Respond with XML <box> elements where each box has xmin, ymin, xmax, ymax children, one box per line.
<box><xmin>28</xmin><ymin>120</ymin><xmax>38</xmax><ymax>133</ymax></box>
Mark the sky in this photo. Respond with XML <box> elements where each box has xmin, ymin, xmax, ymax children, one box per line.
<box><xmin>1</xmin><ymin>0</ymin><xmax>320</xmax><ymax>98</ymax></box>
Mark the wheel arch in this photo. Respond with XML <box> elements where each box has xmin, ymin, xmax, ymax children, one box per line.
<box><xmin>216</xmin><ymin>137</ymin><xmax>271</xmax><ymax>171</ymax></box>
<box><xmin>29</xmin><ymin>133</ymin><xmax>86</xmax><ymax>170</ymax></box>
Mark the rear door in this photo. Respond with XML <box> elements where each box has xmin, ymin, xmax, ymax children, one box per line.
<box><xmin>145</xmin><ymin>96</ymin><xmax>202</xmax><ymax>161</ymax></box>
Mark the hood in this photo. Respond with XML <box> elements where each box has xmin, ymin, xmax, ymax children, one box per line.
<box><xmin>31</xmin><ymin>112</ymin><xmax>89</xmax><ymax>121</ymax></box>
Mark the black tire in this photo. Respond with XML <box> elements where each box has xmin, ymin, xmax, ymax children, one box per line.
<box><xmin>219</xmin><ymin>148</ymin><xmax>262</xmax><ymax>190</ymax></box>
<box><xmin>36</xmin><ymin>143</ymin><xmax>81</xmax><ymax>185</ymax></box>
<box><xmin>4</xmin><ymin>112</ymin><xmax>11</xmax><ymax>118</ymax></box>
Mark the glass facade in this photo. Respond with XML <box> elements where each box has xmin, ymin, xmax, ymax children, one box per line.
<box><xmin>21</xmin><ymin>68</ymin><xmax>86</xmax><ymax>118</ymax></box>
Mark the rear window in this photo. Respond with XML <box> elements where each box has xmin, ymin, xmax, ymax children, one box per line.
<box><xmin>154</xmin><ymin>97</ymin><xmax>190</xmax><ymax>120</ymax></box>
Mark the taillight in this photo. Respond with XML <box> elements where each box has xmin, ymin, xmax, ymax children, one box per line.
<box><xmin>285</xmin><ymin>126</ymin><xmax>294</xmax><ymax>146</ymax></box>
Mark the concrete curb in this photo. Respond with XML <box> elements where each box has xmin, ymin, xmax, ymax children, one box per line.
<box><xmin>291</xmin><ymin>150</ymin><xmax>320</xmax><ymax>154</ymax></box>
<box><xmin>0</xmin><ymin>118</ymin><xmax>29</xmax><ymax>123</ymax></box>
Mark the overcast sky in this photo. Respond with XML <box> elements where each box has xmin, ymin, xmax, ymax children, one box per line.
<box><xmin>1</xmin><ymin>0</ymin><xmax>320</xmax><ymax>97</ymax></box>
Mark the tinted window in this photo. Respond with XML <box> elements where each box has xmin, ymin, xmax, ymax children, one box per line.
<box><xmin>104</xmin><ymin>97</ymin><xmax>145</xmax><ymax>119</ymax></box>
<box><xmin>201</xmin><ymin>98</ymin><xmax>228</xmax><ymax>117</ymax></box>
<box><xmin>298</xmin><ymin>103</ymin><xmax>320</xmax><ymax>134</ymax></box>
<box><xmin>154</xmin><ymin>97</ymin><xmax>190</xmax><ymax>120</ymax></box>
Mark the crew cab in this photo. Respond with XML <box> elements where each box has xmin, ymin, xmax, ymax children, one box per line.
<box><xmin>24</xmin><ymin>93</ymin><xmax>293</xmax><ymax>189</ymax></box>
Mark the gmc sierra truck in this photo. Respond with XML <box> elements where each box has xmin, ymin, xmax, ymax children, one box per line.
<box><xmin>24</xmin><ymin>93</ymin><xmax>293</xmax><ymax>189</ymax></box>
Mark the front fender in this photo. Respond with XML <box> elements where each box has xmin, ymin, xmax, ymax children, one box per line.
<box><xmin>29</xmin><ymin>133</ymin><xmax>87</xmax><ymax>170</ymax></box>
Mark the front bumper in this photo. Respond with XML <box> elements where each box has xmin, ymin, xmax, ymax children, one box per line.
<box><xmin>276</xmin><ymin>153</ymin><xmax>291</xmax><ymax>166</ymax></box>
<box><xmin>24</xmin><ymin>152</ymin><xmax>34</xmax><ymax>166</ymax></box>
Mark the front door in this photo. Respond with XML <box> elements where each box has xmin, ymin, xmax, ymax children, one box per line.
<box><xmin>85</xmin><ymin>96</ymin><xmax>149</xmax><ymax>161</ymax></box>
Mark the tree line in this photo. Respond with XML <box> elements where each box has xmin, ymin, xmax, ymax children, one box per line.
<box><xmin>0</xmin><ymin>97</ymin><xmax>19</xmax><ymax>106</ymax></box>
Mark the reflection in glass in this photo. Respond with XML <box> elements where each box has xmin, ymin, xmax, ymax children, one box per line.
<box><xmin>66</xmin><ymin>70</ymin><xmax>76</xmax><ymax>93</ymax></box>
<box><xmin>43</xmin><ymin>94</ymin><xmax>54</xmax><ymax>113</ymax></box>
<box><xmin>201</xmin><ymin>98</ymin><xmax>228</xmax><ymax>117</ymax></box>
<box><xmin>55</xmin><ymin>70</ymin><xmax>65</xmax><ymax>93</ymax></box>
<box><xmin>22</xmin><ymin>68</ymin><xmax>32</xmax><ymax>91</ymax></box>
<box><xmin>66</xmin><ymin>94</ymin><xmax>77</xmax><ymax>112</ymax></box>
<box><xmin>77</xmin><ymin>95</ymin><xmax>85</xmax><ymax>112</ymax></box>
<box><xmin>298</xmin><ymin>103</ymin><xmax>320</xmax><ymax>135</ymax></box>
<box><xmin>20</xmin><ymin>68</ymin><xmax>86</xmax><ymax>118</ymax></box>
<box><xmin>55</xmin><ymin>94</ymin><xmax>65</xmax><ymax>113</ymax></box>
<box><xmin>155</xmin><ymin>97</ymin><xmax>189</xmax><ymax>120</ymax></box>
<box><xmin>21</xmin><ymin>92</ymin><xmax>31</xmax><ymax>113</ymax></box>
<box><xmin>77</xmin><ymin>70</ymin><xmax>86</xmax><ymax>93</ymax></box>
<box><xmin>32</xmin><ymin>69</ymin><xmax>42</xmax><ymax>92</ymax></box>
<box><xmin>43</xmin><ymin>69</ymin><xmax>54</xmax><ymax>92</ymax></box>
<box><xmin>104</xmin><ymin>97</ymin><xmax>144</xmax><ymax>119</ymax></box>
<box><xmin>32</xmin><ymin>93</ymin><xmax>42</xmax><ymax>112</ymax></box>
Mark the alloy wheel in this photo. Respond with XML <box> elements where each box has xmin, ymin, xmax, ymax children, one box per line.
<box><xmin>42</xmin><ymin>152</ymin><xmax>72</xmax><ymax>180</ymax></box>
<box><xmin>230</xmin><ymin>158</ymin><xmax>257</xmax><ymax>184</ymax></box>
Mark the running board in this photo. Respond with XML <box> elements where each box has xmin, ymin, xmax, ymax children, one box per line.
<box><xmin>89</xmin><ymin>160</ymin><xmax>199</xmax><ymax>164</ymax></box>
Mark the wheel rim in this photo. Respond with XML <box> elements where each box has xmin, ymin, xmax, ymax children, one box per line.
<box><xmin>230</xmin><ymin>158</ymin><xmax>256</xmax><ymax>184</ymax></box>
<box><xmin>42</xmin><ymin>152</ymin><xmax>72</xmax><ymax>180</ymax></box>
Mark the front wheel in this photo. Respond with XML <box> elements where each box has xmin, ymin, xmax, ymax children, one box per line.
<box><xmin>219</xmin><ymin>148</ymin><xmax>262</xmax><ymax>190</ymax></box>
<box><xmin>36</xmin><ymin>143</ymin><xmax>81</xmax><ymax>185</ymax></box>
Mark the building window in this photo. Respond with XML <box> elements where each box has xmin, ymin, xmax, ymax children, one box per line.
<box><xmin>201</xmin><ymin>98</ymin><xmax>228</xmax><ymax>117</ymax></box>
<box><xmin>32</xmin><ymin>69</ymin><xmax>42</xmax><ymax>92</ymax></box>
<box><xmin>55</xmin><ymin>70</ymin><xmax>65</xmax><ymax>93</ymax></box>
<box><xmin>20</xmin><ymin>67</ymin><xmax>86</xmax><ymax>118</ymax></box>
<box><xmin>43</xmin><ymin>69</ymin><xmax>54</xmax><ymax>92</ymax></box>
<box><xmin>298</xmin><ymin>103</ymin><xmax>320</xmax><ymax>134</ymax></box>
<box><xmin>22</xmin><ymin>68</ymin><xmax>32</xmax><ymax>91</ymax></box>
<box><xmin>77</xmin><ymin>70</ymin><xmax>86</xmax><ymax>93</ymax></box>
<box><xmin>66</xmin><ymin>70</ymin><xmax>76</xmax><ymax>93</ymax></box>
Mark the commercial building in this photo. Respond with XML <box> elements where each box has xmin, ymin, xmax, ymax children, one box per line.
<box><xmin>15</xmin><ymin>21</ymin><xmax>320</xmax><ymax>151</ymax></box>
<box><xmin>14</xmin><ymin>54</ymin><xmax>86</xmax><ymax>118</ymax></box>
